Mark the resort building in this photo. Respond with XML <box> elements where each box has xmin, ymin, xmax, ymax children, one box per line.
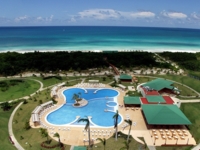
<box><xmin>119</xmin><ymin>74</ymin><xmax>132</xmax><ymax>82</ymax></box>
<box><xmin>123</xmin><ymin>96</ymin><xmax>141</xmax><ymax>107</ymax></box>
<box><xmin>139</xmin><ymin>78</ymin><xmax>180</xmax><ymax>97</ymax></box>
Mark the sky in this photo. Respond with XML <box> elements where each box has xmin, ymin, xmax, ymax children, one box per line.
<box><xmin>1</xmin><ymin>0</ymin><xmax>200</xmax><ymax>28</ymax></box>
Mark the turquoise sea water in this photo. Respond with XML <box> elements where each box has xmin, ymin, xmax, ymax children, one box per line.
<box><xmin>0</xmin><ymin>26</ymin><xmax>200</xmax><ymax>52</ymax></box>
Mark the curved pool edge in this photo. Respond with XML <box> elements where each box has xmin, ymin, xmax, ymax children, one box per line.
<box><xmin>45</xmin><ymin>87</ymin><xmax>122</xmax><ymax>128</ymax></box>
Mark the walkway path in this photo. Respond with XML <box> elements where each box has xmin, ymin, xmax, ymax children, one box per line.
<box><xmin>6</xmin><ymin>78</ymin><xmax>78</xmax><ymax>150</ymax></box>
<box><xmin>180</xmin><ymin>100</ymin><xmax>200</xmax><ymax>103</ymax></box>
<box><xmin>81</xmin><ymin>78</ymin><xmax>85</xmax><ymax>83</ymax></box>
<box><xmin>0</xmin><ymin>78</ymin><xmax>44</xmax><ymax>104</ymax></box>
<box><xmin>8</xmin><ymin>102</ymin><xmax>24</xmax><ymax>150</ymax></box>
<box><xmin>192</xmin><ymin>143</ymin><xmax>200</xmax><ymax>150</ymax></box>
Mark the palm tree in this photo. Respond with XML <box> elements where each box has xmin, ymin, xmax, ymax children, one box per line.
<box><xmin>97</xmin><ymin>138</ymin><xmax>106</xmax><ymax>150</ymax></box>
<box><xmin>39</xmin><ymin>128</ymin><xmax>49</xmax><ymax>144</ymax></box>
<box><xmin>72</xmin><ymin>93</ymin><xmax>82</xmax><ymax>105</ymax></box>
<box><xmin>53</xmin><ymin>132</ymin><xmax>61</xmax><ymax>147</ymax></box>
<box><xmin>78</xmin><ymin>117</ymin><xmax>91</xmax><ymax>147</ymax></box>
<box><xmin>113</xmin><ymin>110</ymin><xmax>119</xmax><ymax>141</ymax></box>
<box><xmin>124</xmin><ymin>119</ymin><xmax>132</xmax><ymax>142</ymax></box>
<box><xmin>120</xmin><ymin>141</ymin><xmax>130</xmax><ymax>150</ymax></box>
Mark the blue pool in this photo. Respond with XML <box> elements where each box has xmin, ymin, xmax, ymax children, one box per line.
<box><xmin>46</xmin><ymin>88</ymin><xmax>122</xmax><ymax>127</ymax></box>
<box><xmin>107</xmin><ymin>102</ymin><xmax>117</xmax><ymax>106</ymax></box>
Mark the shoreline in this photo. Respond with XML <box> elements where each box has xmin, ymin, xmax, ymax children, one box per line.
<box><xmin>0</xmin><ymin>49</ymin><xmax>199</xmax><ymax>53</ymax></box>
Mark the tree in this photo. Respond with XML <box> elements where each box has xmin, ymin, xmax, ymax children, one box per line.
<box><xmin>124</xmin><ymin>119</ymin><xmax>132</xmax><ymax>142</ymax></box>
<box><xmin>78</xmin><ymin>117</ymin><xmax>91</xmax><ymax>147</ymax></box>
<box><xmin>1</xmin><ymin>102</ymin><xmax>12</xmax><ymax>111</ymax></box>
<box><xmin>53</xmin><ymin>132</ymin><xmax>61</xmax><ymax>147</ymax></box>
<box><xmin>113</xmin><ymin>110</ymin><xmax>119</xmax><ymax>141</ymax></box>
<box><xmin>40</xmin><ymin>128</ymin><xmax>49</xmax><ymax>144</ymax></box>
<box><xmin>24</xmin><ymin>120</ymin><xmax>31</xmax><ymax>130</ymax></box>
<box><xmin>97</xmin><ymin>138</ymin><xmax>106</xmax><ymax>150</ymax></box>
<box><xmin>72</xmin><ymin>93</ymin><xmax>82</xmax><ymax>105</ymax></box>
<box><xmin>120</xmin><ymin>141</ymin><xmax>130</xmax><ymax>150</ymax></box>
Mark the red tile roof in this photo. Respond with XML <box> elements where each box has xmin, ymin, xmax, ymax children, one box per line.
<box><xmin>141</xmin><ymin>87</ymin><xmax>160</xmax><ymax>96</ymax></box>
<box><xmin>162</xmin><ymin>96</ymin><xmax>174</xmax><ymax>104</ymax></box>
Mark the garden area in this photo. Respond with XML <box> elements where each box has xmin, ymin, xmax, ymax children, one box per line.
<box><xmin>12</xmin><ymin>89</ymin><xmax>70</xmax><ymax>150</ymax></box>
<box><xmin>30</xmin><ymin>76</ymin><xmax>82</xmax><ymax>88</ymax></box>
<box><xmin>0</xmin><ymin>79</ymin><xmax>40</xmax><ymax>102</ymax></box>
<box><xmin>0</xmin><ymin>105</ymin><xmax>17</xmax><ymax>150</ymax></box>
<box><xmin>85</xmin><ymin>76</ymin><xmax>114</xmax><ymax>84</ymax></box>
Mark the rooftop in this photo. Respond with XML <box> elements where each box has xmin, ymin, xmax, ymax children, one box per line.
<box><xmin>141</xmin><ymin>87</ymin><xmax>160</xmax><ymax>96</ymax></box>
<box><xmin>74</xmin><ymin>146</ymin><xmax>87</xmax><ymax>150</ymax></box>
<box><xmin>124</xmin><ymin>96</ymin><xmax>141</xmax><ymax>104</ymax></box>
<box><xmin>146</xmin><ymin>95</ymin><xmax>166</xmax><ymax>103</ymax></box>
<box><xmin>142</xmin><ymin>78</ymin><xmax>174</xmax><ymax>91</ymax></box>
<box><xmin>120</xmin><ymin>74</ymin><xmax>132</xmax><ymax>80</ymax></box>
<box><xmin>142</xmin><ymin>104</ymin><xmax>192</xmax><ymax>125</ymax></box>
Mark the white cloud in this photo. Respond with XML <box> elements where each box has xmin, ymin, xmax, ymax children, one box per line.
<box><xmin>161</xmin><ymin>11</ymin><xmax>187</xmax><ymax>19</ymax></box>
<box><xmin>15</xmin><ymin>15</ymin><xmax>29</xmax><ymax>22</ymax></box>
<box><xmin>68</xmin><ymin>17</ymin><xmax>76</xmax><ymax>23</ymax></box>
<box><xmin>36</xmin><ymin>16</ymin><xmax>43</xmax><ymax>21</ymax></box>
<box><xmin>15</xmin><ymin>15</ymin><xmax>54</xmax><ymax>23</ymax></box>
<box><xmin>129</xmin><ymin>11</ymin><xmax>155</xmax><ymax>18</ymax></box>
<box><xmin>47</xmin><ymin>15</ymin><xmax>54</xmax><ymax>21</ymax></box>
<box><xmin>78</xmin><ymin>9</ymin><xmax>120</xmax><ymax>20</ymax></box>
<box><xmin>73</xmin><ymin>9</ymin><xmax>155</xmax><ymax>21</ymax></box>
<box><xmin>191</xmin><ymin>12</ymin><xmax>200</xmax><ymax>20</ymax></box>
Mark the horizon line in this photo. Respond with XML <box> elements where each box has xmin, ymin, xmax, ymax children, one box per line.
<box><xmin>0</xmin><ymin>25</ymin><xmax>200</xmax><ymax>30</ymax></box>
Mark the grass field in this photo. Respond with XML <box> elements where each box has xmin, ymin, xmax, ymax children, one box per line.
<box><xmin>12</xmin><ymin>89</ymin><xmax>71</xmax><ymax>150</ymax></box>
<box><xmin>151</xmin><ymin>75</ymin><xmax>200</xmax><ymax>94</ymax></box>
<box><xmin>0</xmin><ymin>79</ymin><xmax>40</xmax><ymax>102</ymax></box>
<box><xmin>0</xmin><ymin>107</ymin><xmax>17</xmax><ymax>150</ymax></box>
<box><xmin>85</xmin><ymin>76</ymin><xmax>114</xmax><ymax>84</ymax></box>
<box><xmin>181</xmin><ymin>103</ymin><xmax>200</xmax><ymax>143</ymax></box>
<box><xmin>30</xmin><ymin>76</ymin><xmax>82</xmax><ymax>88</ymax></box>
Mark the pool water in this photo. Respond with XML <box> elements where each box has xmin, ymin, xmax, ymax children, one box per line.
<box><xmin>107</xmin><ymin>102</ymin><xmax>117</xmax><ymax>106</ymax></box>
<box><xmin>46</xmin><ymin>88</ymin><xmax>122</xmax><ymax>127</ymax></box>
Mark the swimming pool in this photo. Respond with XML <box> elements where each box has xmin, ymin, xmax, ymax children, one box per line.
<box><xmin>46</xmin><ymin>88</ymin><xmax>122</xmax><ymax>127</ymax></box>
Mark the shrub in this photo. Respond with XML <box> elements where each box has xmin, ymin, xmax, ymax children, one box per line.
<box><xmin>23</xmin><ymin>100</ymin><xmax>28</xmax><ymax>104</ymax></box>
<box><xmin>24</xmin><ymin>120</ymin><xmax>30</xmax><ymax>130</ymax></box>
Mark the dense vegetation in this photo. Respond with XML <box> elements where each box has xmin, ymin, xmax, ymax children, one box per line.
<box><xmin>160</xmin><ymin>52</ymin><xmax>200</xmax><ymax>71</ymax></box>
<box><xmin>0</xmin><ymin>51</ymin><xmax>170</xmax><ymax>76</ymax></box>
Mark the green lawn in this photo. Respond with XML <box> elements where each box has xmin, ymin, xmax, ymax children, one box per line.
<box><xmin>12</xmin><ymin>89</ymin><xmax>71</xmax><ymax>150</ymax></box>
<box><xmin>0</xmin><ymin>79</ymin><xmax>40</xmax><ymax>102</ymax></box>
<box><xmin>151</xmin><ymin>75</ymin><xmax>200</xmax><ymax>94</ymax></box>
<box><xmin>30</xmin><ymin>76</ymin><xmax>82</xmax><ymax>88</ymax></box>
<box><xmin>85</xmin><ymin>76</ymin><xmax>114</xmax><ymax>84</ymax></box>
<box><xmin>0</xmin><ymin>107</ymin><xmax>17</xmax><ymax>150</ymax></box>
<box><xmin>156</xmin><ymin>146</ymin><xmax>192</xmax><ymax>150</ymax></box>
<box><xmin>173</xmin><ymin>83</ymin><xmax>198</xmax><ymax>97</ymax></box>
<box><xmin>181</xmin><ymin>103</ymin><xmax>200</xmax><ymax>143</ymax></box>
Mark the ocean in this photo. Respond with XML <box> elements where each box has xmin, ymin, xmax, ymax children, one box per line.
<box><xmin>0</xmin><ymin>26</ymin><xmax>200</xmax><ymax>52</ymax></box>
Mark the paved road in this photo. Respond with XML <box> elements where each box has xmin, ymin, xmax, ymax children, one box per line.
<box><xmin>192</xmin><ymin>143</ymin><xmax>200</xmax><ymax>150</ymax></box>
<box><xmin>8</xmin><ymin>102</ymin><xmax>24</xmax><ymax>150</ymax></box>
